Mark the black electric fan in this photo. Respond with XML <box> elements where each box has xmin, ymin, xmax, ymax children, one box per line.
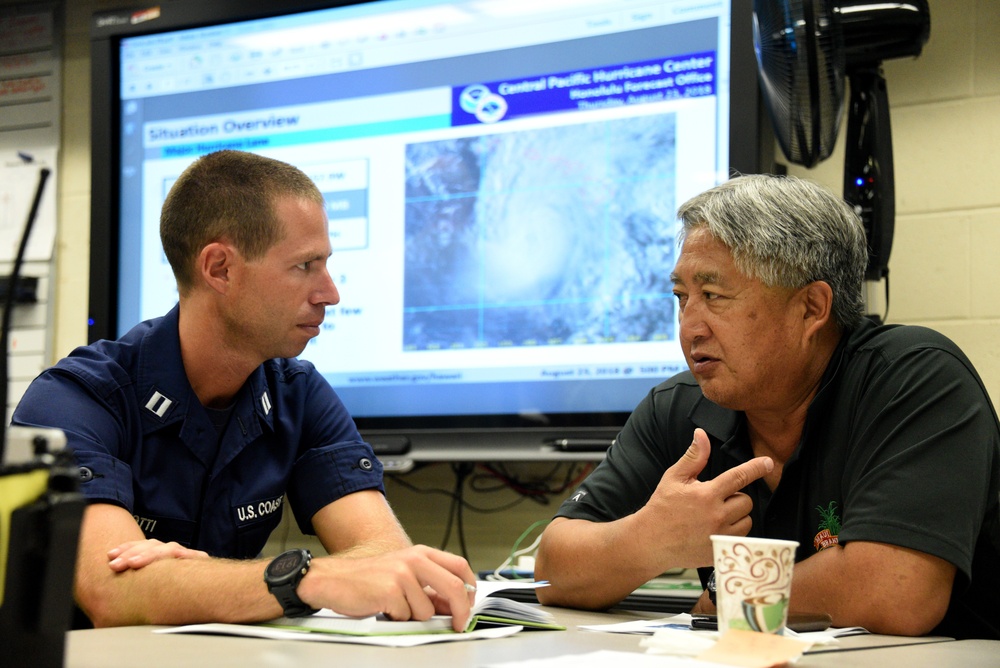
<box><xmin>752</xmin><ymin>0</ymin><xmax>930</xmax><ymax>292</ymax></box>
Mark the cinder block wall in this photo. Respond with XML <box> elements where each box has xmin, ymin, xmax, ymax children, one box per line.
<box><xmin>786</xmin><ymin>0</ymin><xmax>1000</xmax><ymax>405</ymax></box>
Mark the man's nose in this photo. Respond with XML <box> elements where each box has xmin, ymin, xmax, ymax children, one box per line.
<box><xmin>315</xmin><ymin>268</ymin><xmax>340</xmax><ymax>306</ymax></box>
<box><xmin>678</xmin><ymin>300</ymin><xmax>709</xmax><ymax>344</ymax></box>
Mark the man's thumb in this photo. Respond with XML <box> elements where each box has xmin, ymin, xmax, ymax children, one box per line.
<box><xmin>671</xmin><ymin>428</ymin><xmax>711</xmax><ymax>481</ymax></box>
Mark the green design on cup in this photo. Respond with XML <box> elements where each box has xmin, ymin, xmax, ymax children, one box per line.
<box><xmin>741</xmin><ymin>593</ymin><xmax>789</xmax><ymax>633</ymax></box>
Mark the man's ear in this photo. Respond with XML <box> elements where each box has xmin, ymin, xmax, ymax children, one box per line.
<box><xmin>802</xmin><ymin>280</ymin><xmax>834</xmax><ymax>338</ymax></box>
<box><xmin>198</xmin><ymin>242</ymin><xmax>235</xmax><ymax>295</ymax></box>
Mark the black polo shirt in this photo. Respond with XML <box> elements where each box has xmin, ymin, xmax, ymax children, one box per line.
<box><xmin>556</xmin><ymin>319</ymin><xmax>1000</xmax><ymax>639</ymax></box>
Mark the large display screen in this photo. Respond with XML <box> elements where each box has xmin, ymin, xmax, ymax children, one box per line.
<box><xmin>90</xmin><ymin>0</ymin><xmax>770</xmax><ymax>454</ymax></box>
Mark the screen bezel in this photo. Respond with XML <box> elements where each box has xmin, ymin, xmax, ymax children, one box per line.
<box><xmin>89</xmin><ymin>0</ymin><xmax>774</xmax><ymax>456</ymax></box>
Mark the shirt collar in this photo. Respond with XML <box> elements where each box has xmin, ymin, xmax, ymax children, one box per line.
<box><xmin>135</xmin><ymin>304</ymin><xmax>275</xmax><ymax>436</ymax></box>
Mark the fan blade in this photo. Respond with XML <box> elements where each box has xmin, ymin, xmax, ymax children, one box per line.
<box><xmin>752</xmin><ymin>0</ymin><xmax>845</xmax><ymax>167</ymax></box>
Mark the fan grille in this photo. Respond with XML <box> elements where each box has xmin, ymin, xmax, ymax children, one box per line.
<box><xmin>753</xmin><ymin>0</ymin><xmax>845</xmax><ymax>167</ymax></box>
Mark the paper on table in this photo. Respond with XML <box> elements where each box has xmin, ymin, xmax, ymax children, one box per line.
<box><xmin>784</xmin><ymin>626</ymin><xmax>869</xmax><ymax>644</ymax></box>
<box><xmin>580</xmin><ymin>613</ymin><xmax>698</xmax><ymax>635</ymax></box>
<box><xmin>639</xmin><ymin>626</ymin><xmax>846</xmax><ymax>666</ymax></box>
<box><xmin>639</xmin><ymin>627</ymin><xmax>717</xmax><ymax>657</ymax></box>
<box><xmin>157</xmin><ymin>622</ymin><xmax>520</xmax><ymax>647</ymax></box>
<box><xmin>584</xmin><ymin>613</ymin><xmax>864</xmax><ymax>645</ymax></box>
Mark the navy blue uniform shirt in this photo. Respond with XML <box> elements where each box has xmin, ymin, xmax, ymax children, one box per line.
<box><xmin>13</xmin><ymin>305</ymin><xmax>384</xmax><ymax>558</ymax></box>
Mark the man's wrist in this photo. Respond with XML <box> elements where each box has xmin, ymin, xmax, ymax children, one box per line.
<box><xmin>264</xmin><ymin>549</ymin><xmax>319</xmax><ymax>617</ymax></box>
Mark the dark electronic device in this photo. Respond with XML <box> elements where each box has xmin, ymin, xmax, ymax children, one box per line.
<box><xmin>691</xmin><ymin>612</ymin><xmax>833</xmax><ymax>633</ymax></box>
<box><xmin>752</xmin><ymin>0</ymin><xmax>930</xmax><ymax>306</ymax></box>
<box><xmin>264</xmin><ymin>549</ymin><xmax>319</xmax><ymax>618</ymax></box>
<box><xmin>549</xmin><ymin>438</ymin><xmax>614</xmax><ymax>453</ymax></box>
<box><xmin>0</xmin><ymin>275</ymin><xmax>39</xmax><ymax>304</ymax></box>
<box><xmin>368</xmin><ymin>436</ymin><xmax>412</xmax><ymax>457</ymax></box>
<box><xmin>89</xmin><ymin>0</ymin><xmax>774</xmax><ymax>460</ymax></box>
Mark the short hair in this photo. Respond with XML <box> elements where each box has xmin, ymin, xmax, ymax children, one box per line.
<box><xmin>676</xmin><ymin>174</ymin><xmax>867</xmax><ymax>330</ymax></box>
<box><xmin>160</xmin><ymin>150</ymin><xmax>325</xmax><ymax>292</ymax></box>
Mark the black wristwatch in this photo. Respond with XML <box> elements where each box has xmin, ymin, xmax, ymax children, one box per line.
<box><xmin>264</xmin><ymin>549</ymin><xmax>319</xmax><ymax>617</ymax></box>
<box><xmin>707</xmin><ymin>569</ymin><xmax>717</xmax><ymax>606</ymax></box>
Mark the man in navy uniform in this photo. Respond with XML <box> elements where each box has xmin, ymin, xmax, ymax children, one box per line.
<box><xmin>13</xmin><ymin>150</ymin><xmax>476</xmax><ymax>629</ymax></box>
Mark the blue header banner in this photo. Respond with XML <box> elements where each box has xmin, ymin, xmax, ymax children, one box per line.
<box><xmin>451</xmin><ymin>52</ymin><xmax>717</xmax><ymax>126</ymax></box>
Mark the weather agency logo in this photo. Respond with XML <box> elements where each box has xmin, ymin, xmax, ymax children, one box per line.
<box><xmin>458</xmin><ymin>84</ymin><xmax>509</xmax><ymax>124</ymax></box>
<box><xmin>813</xmin><ymin>501</ymin><xmax>841</xmax><ymax>551</ymax></box>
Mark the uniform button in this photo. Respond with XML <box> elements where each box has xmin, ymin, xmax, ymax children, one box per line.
<box><xmin>79</xmin><ymin>467</ymin><xmax>94</xmax><ymax>482</ymax></box>
<box><xmin>358</xmin><ymin>457</ymin><xmax>373</xmax><ymax>471</ymax></box>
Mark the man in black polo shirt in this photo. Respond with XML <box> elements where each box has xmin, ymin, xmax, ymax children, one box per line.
<box><xmin>534</xmin><ymin>174</ymin><xmax>1000</xmax><ymax>639</ymax></box>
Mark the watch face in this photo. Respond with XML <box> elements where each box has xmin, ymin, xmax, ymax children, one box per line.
<box><xmin>268</xmin><ymin>551</ymin><xmax>303</xmax><ymax>578</ymax></box>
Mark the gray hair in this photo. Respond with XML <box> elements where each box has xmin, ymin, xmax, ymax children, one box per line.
<box><xmin>677</xmin><ymin>174</ymin><xmax>867</xmax><ymax>330</ymax></box>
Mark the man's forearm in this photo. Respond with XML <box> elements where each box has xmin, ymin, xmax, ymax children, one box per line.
<box><xmin>329</xmin><ymin>533</ymin><xmax>412</xmax><ymax>559</ymax></box>
<box><xmin>789</xmin><ymin>541</ymin><xmax>955</xmax><ymax>636</ymax></box>
<box><xmin>79</xmin><ymin>555</ymin><xmax>281</xmax><ymax>627</ymax></box>
<box><xmin>312</xmin><ymin>489</ymin><xmax>413</xmax><ymax>557</ymax></box>
<box><xmin>534</xmin><ymin>517</ymin><xmax>668</xmax><ymax>609</ymax></box>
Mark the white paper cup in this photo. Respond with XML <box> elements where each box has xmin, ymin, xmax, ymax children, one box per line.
<box><xmin>710</xmin><ymin>535</ymin><xmax>799</xmax><ymax>635</ymax></box>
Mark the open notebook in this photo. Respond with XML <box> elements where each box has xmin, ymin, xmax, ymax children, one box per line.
<box><xmin>265</xmin><ymin>587</ymin><xmax>563</xmax><ymax>636</ymax></box>
<box><xmin>159</xmin><ymin>580</ymin><xmax>562</xmax><ymax>644</ymax></box>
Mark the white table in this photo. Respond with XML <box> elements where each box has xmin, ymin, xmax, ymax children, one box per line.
<box><xmin>63</xmin><ymin>605</ymin><xmax>998</xmax><ymax>668</ymax></box>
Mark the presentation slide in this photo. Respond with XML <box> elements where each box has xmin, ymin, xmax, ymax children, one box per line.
<box><xmin>117</xmin><ymin>1</ymin><xmax>731</xmax><ymax>417</ymax></box>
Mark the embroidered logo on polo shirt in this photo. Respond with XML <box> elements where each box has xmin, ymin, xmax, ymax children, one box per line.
<box><xmin>260</xmin><ymin>391</ymin><xmax>272</xmax><ymax>416</ymax></box>
<box><xmin>144</xmin><ymin>390</ymin><xmax>175</xmax><ymax>419</ymax></box>
<box><xmin>813</xmin><ymin>501</ymin><xmax>841</xmax><ymax>551</ymax></box>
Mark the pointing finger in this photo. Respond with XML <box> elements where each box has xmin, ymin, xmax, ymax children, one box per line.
<box><xmin>712</xmin><ymin>456</ymin><xmax>773</xmax><ymax>497</ymax></box>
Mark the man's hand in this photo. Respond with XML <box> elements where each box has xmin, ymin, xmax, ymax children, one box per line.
<box><xmin>535</xmin><ymin>428</ymin><xmax>772</xmax><ymax>609</ymax></box>
<box><xmin>78</xmin><ymin>503</ymin><xmax>476</xmax><ymax>629</ymax></box>
<box><xmin>635</xmin><ymin>427</ymin><xmax>773</xmax><ymax>568</ymax></box>
<box><xmin>107</xmin><ymin>539</ymin><xmax>210</xmax><ymax>572</ymax></box>
<box><xmin>689</xmin><ymin>588</ymin><xmax>716</xmax><ymax>615</ymax></box>
<box><xmin>299</xmin><ymin>545</ymin><xmax>477</xmax><ymax>632</ymax></box>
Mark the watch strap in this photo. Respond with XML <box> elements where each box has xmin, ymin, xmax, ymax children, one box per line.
<box><xmin>270</xmin><ymin>582</ymin><xmax>317</xmax><ymax>618</ymax></box>
<box><xmin>265</xmin><ymin>549</ymin><xmax>319</xmax><ymax>618</ymax></box>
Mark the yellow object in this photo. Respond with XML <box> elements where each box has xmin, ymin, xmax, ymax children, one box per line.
<box><xmin>0</xmin><ymin>468</ymin><xmax>49</xmax><ymax>608</ymax></box>
<box><xmin>697</xmin><ymin>628</ymin><xmax>813</xmax><ymax>668</ymax></box>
